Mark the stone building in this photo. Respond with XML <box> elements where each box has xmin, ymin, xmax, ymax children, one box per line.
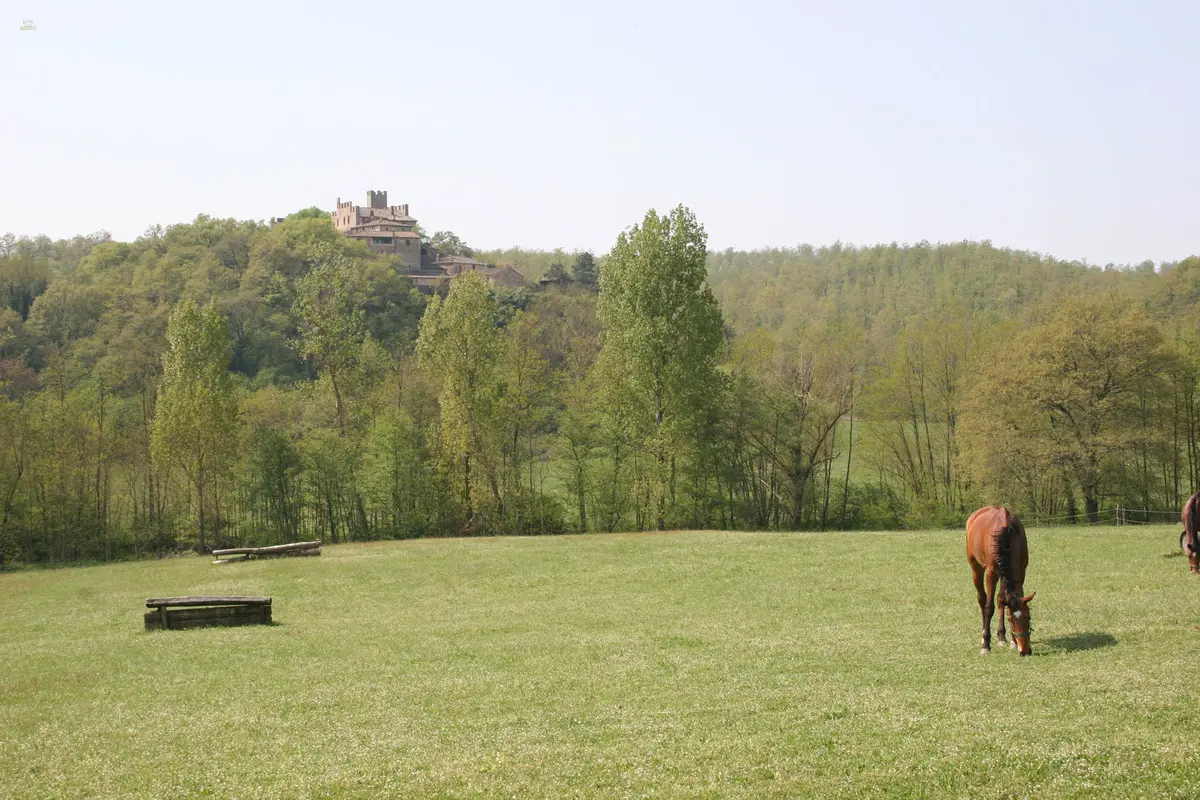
<box><xmin>332</xmin><ymin>190</ymin><xmax>422</xmax><ymax>270</ymax></box>
<box><xmin>432</xmin><ymin>254</ymin><xmax>527</xmax><ymax>289</ymax></box>
<box><xmin>331</xmin><ymin>190</ymin><xmax>528</xmax><ymax>293</ymax></box>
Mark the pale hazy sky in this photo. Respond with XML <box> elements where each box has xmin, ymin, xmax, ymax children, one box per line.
<box><xmin>3</xmin><ymin>1</ymin><xmax>1197</xmax><ymax>265</ymax></box>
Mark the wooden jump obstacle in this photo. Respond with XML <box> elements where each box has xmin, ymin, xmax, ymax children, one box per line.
<box><xmin>212</xmin><ymin>540</ymin><xmax>321</xmax><ymax>564</ymax></box>
<box><xmin>144</xmin><ymin>596</ymin><xmax>272</xmax><ymax>630</ymax></box>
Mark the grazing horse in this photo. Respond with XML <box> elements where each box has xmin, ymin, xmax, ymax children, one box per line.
<box><xmin>966</xmin><ymin>506</ymin><xmax>1035</xmax><ymax>656</ymax></box>
<box><xmin>1181</xmin><ymin>492</ymin><xmax>1200</xmax><ymax>575</ymax></box>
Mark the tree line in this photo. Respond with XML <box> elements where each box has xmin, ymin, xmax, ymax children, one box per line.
<box><xmin>1</xmin><ymin>213</ymin><xmax>1198</xmax><ymax>563</ymax></box>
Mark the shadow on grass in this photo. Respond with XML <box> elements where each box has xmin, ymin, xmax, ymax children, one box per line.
<box><xmin>141</xmin><ymin>622</ymin><xmax>283</xmax><ymax>635</ymax></box>
<box><xmin>1041</xmin><ymin>632</ymin><xmax>1117</xmax><ymax>653</ymax></box>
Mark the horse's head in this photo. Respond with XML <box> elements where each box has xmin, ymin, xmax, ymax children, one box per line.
<box><xmin>1183</xmin><ymin>530</ymin><xmax>1200</xmax><ymax>574</ymax></box>
<box><xmin>1007</xmin><ymin>592</ymin><xmax>1036</xmax><ymax>656</ymax></box>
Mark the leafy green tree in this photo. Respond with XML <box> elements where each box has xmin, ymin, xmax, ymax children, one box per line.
<box><xmin>572</xmin><ymin>251</ymin><xmax>598</xmax><ymax>287</ymax></box>
<box><xmin>533</xmin><ymin>283</ymin><xmax>603</xmax><ymax>531</ymax></box>
<box><xmin>0</xmin><ymin>256</ymin><xmax>50</xmax><ymax>320</ymax></box>
<box><xmin>865</xmin><ymin>308</ymin><xmax>973</xmax><ymax>521</ymax></box>
<box><xmin>557</xmin><ymin>375</ymin><xmax>597</xmax><ymax>532</ymax></box>
<box><xmin>595</xmin><ymin>205</ymin><xmax>725</xmax><ymax>530</ymax></box>
<box><xmin>0</xmin><ymin>386</ymin><xmax>34</xmax><ymax>561</ymax></box>
<box><xmin>241</xmin><ymin>386</ymin><xmax>304</xmax><ymax>545</ymax></box>
<box><xmin>360</xmin><ymin>407</ymin><xmax>440</xmax><ymax>538</ymax></box>
<box><xmin>287</xmin><ymin>207</ymin><xmax>329</xmax><ymax>221</ymax></box>
<box><xmin>497</xmin><ymin>310</ymin><xmax>556</xmax><ymax>526</ymax></box>
<box><xmin>150</xmin><ymin>300</ymin><xmax>238</xmax><ymax>551</ymax></box>
<box><xmin>429</xmin><ymin>231</ymin><xmax>474</xmax><ymax>258</ymax></box>
<box><xmin>544</xmin><ymin>262</ymin><xmax>572</xmax><ymax>284</ymax></box>
<box><xmin>417</xmin><ymin>272</ymin><xmax>504</xmax><ymax>527</ymax></box>
<box><xmin>294</xmin><ymin>244</ymin><xmax>367</xmax><ymax>434</ymax></box>
<box><xmin>25</xmin><ymin>280</ymin><xmax>107</xmax><ymax>348</ymax></box>
<box><xmin>760</xmin><ymin>327</ymin><xmax>860</xmax><ymax>528</ymax></box>
<box><xmin>361</xmin><ymin>261</ymin><xmax>426</xmax><ymax>351</ymax></box>
<box><xmin>962</xmin><ymin>293</ymin><xmax>1176</xmax><ymax>521</ymax></box>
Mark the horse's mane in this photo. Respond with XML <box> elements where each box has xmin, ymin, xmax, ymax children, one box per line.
<box><xmin>992</xmin><ymin>506</ymin><xmax>1021</xmax><ymax>607</ymax></box>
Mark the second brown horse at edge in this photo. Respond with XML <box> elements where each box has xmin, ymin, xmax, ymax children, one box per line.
<box><xmin>966</xmin><ymin>505</ymin><xmax>1036</xmax><ymax>656</ymax></box>
<box><xmin>1181</xmin><ymin>492</ymin><xmax>1200</xmax><ymax>575</ymax></box>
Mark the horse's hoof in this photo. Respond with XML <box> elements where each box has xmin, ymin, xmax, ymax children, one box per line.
<box><xmin>980</xmin><ymin>647</ymin><xmax>990</xmax><ymax>656</ymax></box>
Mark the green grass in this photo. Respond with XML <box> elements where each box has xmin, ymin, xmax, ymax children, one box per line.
<box><xmin>2</xmin><ymin>526</ymin><xmax>1199</xmax><ymax>798</ymax></box>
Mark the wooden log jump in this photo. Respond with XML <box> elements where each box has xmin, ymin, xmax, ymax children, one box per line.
<box><xmin>144</xmin><ymin>596</ymin><xmax>272</xmax><ymax>631</ymax></box>
<box><xmin>212</xmin><ymin>541</ymin><xmax>321</xmax><ymax>564</ymax></box>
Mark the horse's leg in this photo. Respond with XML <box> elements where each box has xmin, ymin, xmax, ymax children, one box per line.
<box><xmin>982</xmin><ymin>569</ymin><xmax>999</xmax><ymax>654</ymax></box>
<box><xmin>996</xmin><ymin>578</ymin><xmax>1011</xmax><ymax>647</ymax></box>
<box><xmin>996</xmin><ymin>596</ymin><xmax>1010</xmax><ymax>648</ymax></box>
<box><xmin>973</xmin><ymin>562</ymin><xmax>989</xmax><ymax>654</ymax></box>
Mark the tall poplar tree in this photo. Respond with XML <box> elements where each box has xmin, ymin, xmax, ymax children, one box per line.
<box><xmin>595</xmin><ymin>205</ymin><xmax>725</xmax><ymax>530</ymax></box>
<box><xmin>151</xmin><ymin>300</ymin><xmax>237</xmax><ymax>551</ymax></box>
<box><xmin>416</xmin><ymin>271</ymin><xmax>505</xmax><ymax>527</ymax></box>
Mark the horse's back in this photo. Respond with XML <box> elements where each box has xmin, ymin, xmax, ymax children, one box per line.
<box><xmin>966</xmin><ymin>505</ymin><xmax>1007</xmax><ymax>563</ymax></box>
<box><xmin>1184</xmin><ymin>492</ymin><xmax>1200</xmax><ymax>531</ymax></box>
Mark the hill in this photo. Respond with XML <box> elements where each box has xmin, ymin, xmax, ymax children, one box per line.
<box><xmin>1</xmin><ymin>213</ymin><xmax>1199</xmax><ymax>562</ymax></box>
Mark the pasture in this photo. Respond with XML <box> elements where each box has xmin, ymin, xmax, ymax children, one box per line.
<box><xmin>2</xmin><ymin>526</ymin><xmax>1199</xmax><ymax>798</ymax></box>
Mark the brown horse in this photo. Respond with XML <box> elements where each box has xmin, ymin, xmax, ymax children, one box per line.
<box><xmin>966</xmin><ymin>505</ymin><xmax>1035</xmax><ymax>656</ymax></box>
<box><xmin>1181</xmin><ymin>492</ymin><xmax>1200</xmax><ymax>575</ymax></box>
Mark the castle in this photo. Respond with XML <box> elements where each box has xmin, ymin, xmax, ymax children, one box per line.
<box><xmin>332</xmin><ymin>190</ymin><xmax>525</xmax><ymax>292</ymax></box>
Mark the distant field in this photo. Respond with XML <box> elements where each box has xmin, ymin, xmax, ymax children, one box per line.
<box><xmin>2</xmin><ymin>526</ymin><xmax>1199</xmax><ymax>799</ymax></box>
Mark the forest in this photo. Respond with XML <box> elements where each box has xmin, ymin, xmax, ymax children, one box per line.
<box><xmin>2</xmin><ymin>208</ymin><xmax>1199</xmax><ymax>563</ymax></box>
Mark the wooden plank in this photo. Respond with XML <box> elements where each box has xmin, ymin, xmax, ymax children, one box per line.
<box><xmin>144</xmin><ymin>604</ymin><xmax>271</xmax><ymax>631</ymax></box>
<box><xmin>168</xmin><ymin>616</ymin><xmax>263</xmax><ymax>630</ymax></box>
<box><xmin>211</xmin><ymin>541</ymin><xmax>321</xmax><ymax>557</ymax></box>
<box><xmin>145</xmin><ymin>596</ymin><xmax>271</xmax><ymax>608</ymax></box>
<box><xmin>165</xmin><ymin>606</ymin><xmax>268</xmax><ymax>620</ymax></box>
<box><xmin>168</xmin><ymin>607</ymin><xmax>269</xmax><ymax>627</ymax></box>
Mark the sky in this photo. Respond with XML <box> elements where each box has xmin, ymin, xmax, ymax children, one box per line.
<box><xmin>2</xmin><ymin>0</ymin><xmax>1198</xmax><ymax>265</ymax></box>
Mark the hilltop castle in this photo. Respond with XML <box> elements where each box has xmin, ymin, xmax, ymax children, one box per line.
<box><xmin>332</xmin><ymin>190</ymin><xmax>525</xmax><ymax>293</ymax></box>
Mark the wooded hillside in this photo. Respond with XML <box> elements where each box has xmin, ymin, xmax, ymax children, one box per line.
<box><xmin>1</xmin><ymin>213</ymin><xmax>1197</xmax><ymax>563</ymax></box>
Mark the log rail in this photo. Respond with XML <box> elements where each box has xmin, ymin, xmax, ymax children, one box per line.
<box><xmin>144</xmin><ymin>596</ymin><xmax>272</xmax><ymax>630</ymax></box>
<box><xmin>212</xmin><ymin>541</ymin><xmax>321</xmax><ymax>563</ymax></box>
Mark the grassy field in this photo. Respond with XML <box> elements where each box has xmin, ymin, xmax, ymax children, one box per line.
<box><xmin>2</xmin><ymin>525</ymin><xmax>1199</xmax><ymax>799</ymax></box>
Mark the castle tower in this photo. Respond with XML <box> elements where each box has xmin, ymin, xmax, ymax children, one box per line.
<box><xmin>367</xmin><ymin>190</ymin><xmax>388</xmax><ymax>209</ymax></box>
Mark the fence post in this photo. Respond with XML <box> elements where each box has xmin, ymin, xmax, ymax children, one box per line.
<box><xmin>1116</xmin><ymin>505</ymin><xmax>1122</xmax><ymax>526</ymax></box>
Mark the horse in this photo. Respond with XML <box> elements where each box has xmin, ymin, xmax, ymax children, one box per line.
<box><xmin>966</xmin><ymin>505</ymin><xmax>1035</xmax><ymax>656</ymax></box>
<box><xmin>1181</xmin><ymin>492</ymin><xmax>1200</xmax><ymax>575</ymax></box>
